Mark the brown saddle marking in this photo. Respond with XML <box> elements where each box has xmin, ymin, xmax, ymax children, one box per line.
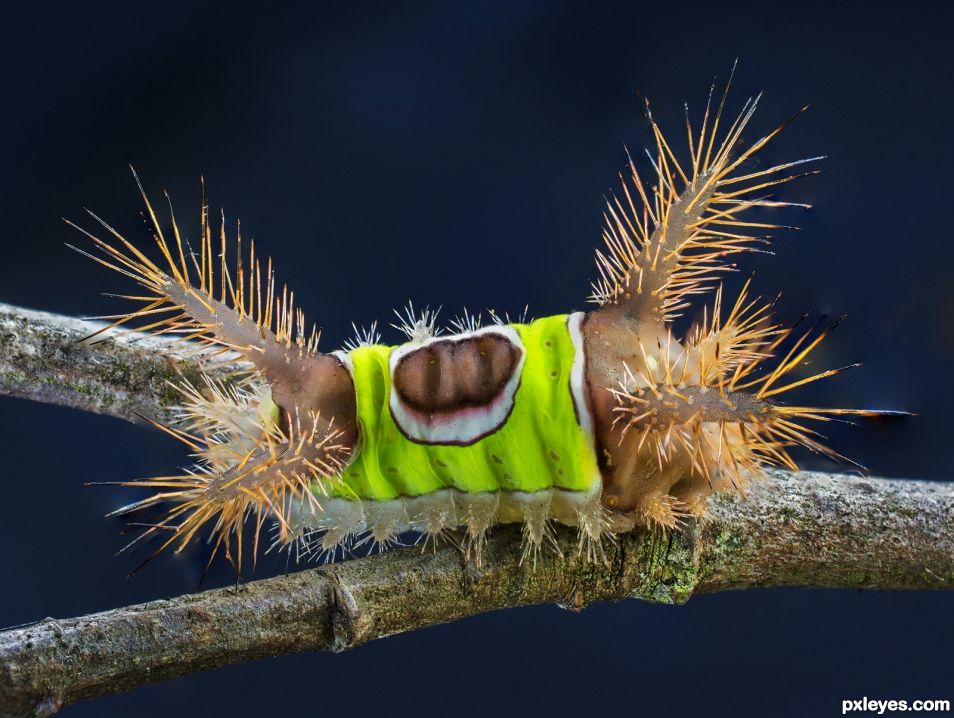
<box><xmin>392</xmin><ymin>332</ymin><xmax>522</xmax><ymax>414</ymax></box>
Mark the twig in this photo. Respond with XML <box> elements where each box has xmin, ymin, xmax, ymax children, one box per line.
<box><xmin>0</xmin><ymin>302</ymin><xmax>232</xmax><ymax>425</ymax></box>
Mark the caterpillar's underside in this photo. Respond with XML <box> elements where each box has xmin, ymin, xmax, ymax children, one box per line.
<box><xmin>72</xmin><ymin>71</ymin><xmax>900</xmax><ymax>575</ymax></box>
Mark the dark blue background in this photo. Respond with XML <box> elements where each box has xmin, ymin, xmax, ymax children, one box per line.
<box><xmin>1</xmin><ymin>2</ymin><xmax>951</xmax><ymax>716</ymax></box>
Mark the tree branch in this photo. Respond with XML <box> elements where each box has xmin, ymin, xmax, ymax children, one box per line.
<box><xmin>0</xmin><ymin>302</ymin><xmax>951</xmax><ymax>717</ymax></box>
<box><xmin>0</xmin><ymin>302</ymin><xmax>226</xmax><ymax>425</ymax></box>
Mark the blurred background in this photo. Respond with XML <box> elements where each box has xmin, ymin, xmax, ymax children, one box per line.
<box><xmin>1</xmin><ymin>1</ymin><xmax>951</xmax><ymax>716</ymax></box>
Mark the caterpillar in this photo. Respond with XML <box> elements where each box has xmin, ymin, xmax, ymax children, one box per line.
<box><xmin>70</xmin><ymin>72</ymin><xmax>901</xmax><ymax>576</ymax></box>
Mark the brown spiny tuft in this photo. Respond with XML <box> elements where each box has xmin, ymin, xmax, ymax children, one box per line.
<box><xmin>101</xmin><ymin>400</ymin><xmax>349</xmax><ymax>577</ymax></box>
<box><xmin>584</xmin><ymin>66</ymin><xmax>905</xmax><ymax>531</ymax></box>
<box><xmin>73</xmin><ymin>172</ymin><xmax>358</xmax><ymax>574</ymax></box>
<box><xmin>590</xmin><ymin>64</ymin><xmax>821</xmax><ymax>323</ymax></box>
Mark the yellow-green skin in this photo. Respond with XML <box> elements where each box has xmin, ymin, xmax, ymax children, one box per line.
<box><xmin>323</xmin><ymin>315</ymin><xmax>600</xmax><ymax>502</ymax></box>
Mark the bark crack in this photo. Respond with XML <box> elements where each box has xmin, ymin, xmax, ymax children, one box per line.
<box><xmin>328</xmin><ymin>571</ymin><xmax>362</xmax><ymax>653</ymax></box>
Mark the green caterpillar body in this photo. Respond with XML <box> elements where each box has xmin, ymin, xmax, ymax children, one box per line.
<box><xmin>75</xmin><ymin>73</ymin><xmax>900</xmax><ymax>574</ymax></box>
<box><xmin>296</xmin><ymin>313</ymin><xmax>605</xmax><ymax>558</ymax></box>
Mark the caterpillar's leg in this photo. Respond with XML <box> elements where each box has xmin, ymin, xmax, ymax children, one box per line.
<box><xmin>454</xmin><ymin>492</ymin><xmax>499</xmax><ymax>566</ymax></box>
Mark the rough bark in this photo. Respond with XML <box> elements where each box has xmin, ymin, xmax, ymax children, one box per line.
<box><xmin>0</xmin><ymin>302</ymin><xmax>228</xmax><ymax>425</ymax></box>
<box><xmin>0</xmin><ymin>302</ymin><xmax>950</xmax><ymax>717</ymax></box>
